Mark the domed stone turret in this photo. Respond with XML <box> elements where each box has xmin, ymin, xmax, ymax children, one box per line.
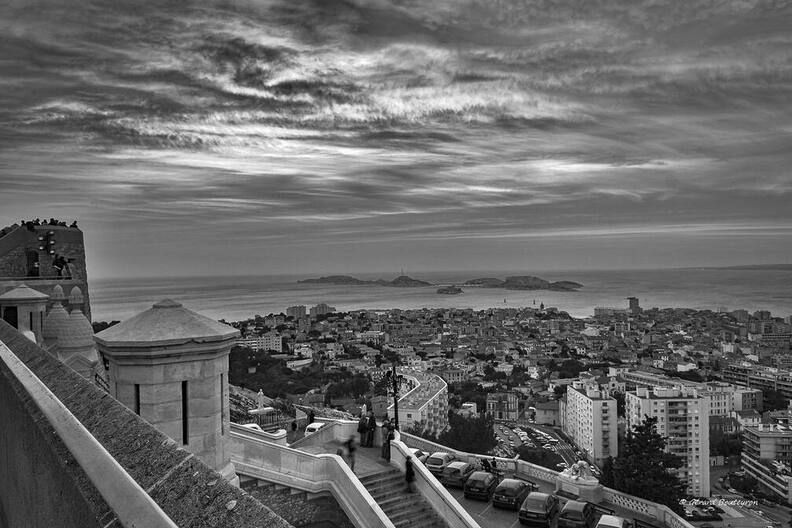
<box><xmin>95</xmin><ymin>299</ymin><xmax>240</xmax><ymax>485</ymax></box>
<box><xmin>53</xmin><ymin>306</ymin><xmax>101</xmax><ymax>380</ymax></box>
<box><xmin>42</xmin><ymin>301</ymin><xmax>70</xmax><ymax>350</ymax></box>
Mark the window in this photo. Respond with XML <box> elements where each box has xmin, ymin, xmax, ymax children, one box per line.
<box><xmin>29</xmin><ymin>312</ymin><xmax>33</xmax><ymax>330</ymax></box>
<box><xmin>181</xmin><ymin>381</ymin><xmax>189</xmax><ymax>445</ymax></box>
<box><xmin>220</xmin><ymin>373</ymin><xmax>225</xmax><ymax>436</ymax></box>
<box><xmin>134</xmin><ymin>384</ymin><xmax>140</xmax><ymax>415</ymax></box>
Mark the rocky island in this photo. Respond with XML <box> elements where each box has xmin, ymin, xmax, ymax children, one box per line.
<box><xmin>298</xmin><ymin>275</ymin><xmax>432</xmax><ymax>287</ymax></box>
<box><xmin>436</xmin><ymin>285</ymin><xmax>463</xmax><ymax>295</ymax></box>
<box><xmin>463</xmin><ymin>276</ymin><xmax>582</xmax><ymax>291</ymax></box>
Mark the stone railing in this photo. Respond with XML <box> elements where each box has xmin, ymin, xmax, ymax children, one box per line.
<box><xmin>0</xmin><ymin>338</ymin><xmax>178</xmax><ymax>528</ymax></box>
<box><xmin>0</xmin><ymin>321</ymin><xmax>294</xmax><ymax>528</ymax></box>
<box><xmin>399</xmin><ymin>431</ymin><xmax>558</xmax><ymax>484</ymax></box>
<box><xmin>398</xmin><ymin>431</ymin><xmax>694</xmax><ymax>528</ymax></box>
<box><xmin>602</xmin><ymin>488</ymin><xmax>695</xmax><ymax>528</ymax></box>
<box><xmin>229</xmin><ymin>423</ymin><xmax>395</xmax><ymax>528</ymax></box>
<box><xmin>390</xmin><ymin>432</ymin><xmax>482</xmax><ymax>528</ymax></box>
<box><xmin>288</xmin><ymin>417</ymin><xmax>361</xmax><ymax>449</ymax></box>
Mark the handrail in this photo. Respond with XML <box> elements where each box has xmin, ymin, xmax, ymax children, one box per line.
<box><xmin>390</xmin><ymin>432</ymin><xmax>481</xmax><ymax>528</ymax></box>
<box><xmin>0</xmin><ymin>339</ymin><xmax>178</xmax><ymax>528</ymax></box>
<box><xmin>229</xmin><ymin>423</ymin><xmax>395</xmax><ymax>528</ymax></box>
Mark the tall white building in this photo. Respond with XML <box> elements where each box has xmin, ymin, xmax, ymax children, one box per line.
<box><xmin>563</xmin><ymin>380</ymin><xmax>618</xmax><ymax>465</ymax></box>
<box><xmin>626</xmin><ymin>386</ymin><xmax>710</xmax><ymax>497</ymax></box>
<box><xmin>237</xmin><ymin>331</ymin><xmax>282</xmax><ymax>353</ymax></box>
<box><xmin>389</xmin><ymin>369</ymin><xmax>449</xmax><ymax>437</ymax></box>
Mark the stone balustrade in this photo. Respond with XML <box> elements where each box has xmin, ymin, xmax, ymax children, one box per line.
<box><xmin>229</xmin><ymin>423</ymin><xmax>395</xmax><ymax>528</ymax></box>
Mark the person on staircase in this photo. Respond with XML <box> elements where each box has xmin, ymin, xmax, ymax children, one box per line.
<box><xmin>381</xmin><ymin>418</ymin><xmax>394</xmax><ymax>461</ymax></box>
<box><xmin>365</xmin><ymin>411</ymin><xmax>377</xmax><ymax>447</ymax></box>
<box><xmin>357</xmin><ymin>414</ymin><xmax>369</xmax><ymax>447</ymax></box>
<box><xmin>405</xmin><ymin>456</ymin><xmax>415</xmax><ymax>493</ymax></box>
<box><xmin>345</xmin><ymin>435</ymin><xmax>357</xmax><ymax>473</ymax></box>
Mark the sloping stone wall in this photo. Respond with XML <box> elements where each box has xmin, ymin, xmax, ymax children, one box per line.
<box><xmin>0</xmin><ymin>320</ymin><xmax>295</xmax><ymax>528</ymax></box>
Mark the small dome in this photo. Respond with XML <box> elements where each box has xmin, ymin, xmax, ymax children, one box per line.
<box><xmin>50</xmin><ymin>284</ymin><xmax>66</xmax><ymax>302</ymax></box>
<box><xmin>56</xmin><ymin>309</ymin><xmax>95</xmax><ymax>350</ymax></box>
<box><xmin>43</xmin><ymin>302</ymin><xmax>70</xmax><ymax>341</ymax></box>
<box><xmin>68</xmin><ymin>286</ymin><xmax>84</xmax><ymax>305</ymax></box>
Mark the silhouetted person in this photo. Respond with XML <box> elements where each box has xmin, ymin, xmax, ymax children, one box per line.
<box><xmin>366</xmin><ymin>411</ymin><xmax>376</xmax><ymax>447</ymax></box>
<box><xmin>344</xmin><ymin>435</ymin><xmax>357</xmax><ymax>473</ymax></box>
<box><xmin>307</xmin><ymin>410</ymin><xmax>315</xmax><ymax>425</ymax></box>
<box><xmin>405</xmin><ymin>456</ymin><xmax>415</xmax><ymax>493</ymax></box>
<box><xmin>357</xmin><ymin>414</ymin><xmax>368</xmax><ymax>446</ymax></box>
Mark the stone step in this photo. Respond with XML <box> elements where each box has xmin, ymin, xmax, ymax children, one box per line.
<box><xmin>378</xmin><ymin>496</ymin><xmax>425</xmax><ymax>516</ymax></box>
<box><xmin>391</xmin><ymin>509</ymin><xmax>442</xmax><ymax>528</ymax></box>
<box><xmin>359</xmin><ymin>470</ymin><xmax>402</xmax><ymax>485</ymax></box>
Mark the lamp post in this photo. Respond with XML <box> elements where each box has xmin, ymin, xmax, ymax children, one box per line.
<box><xmin>384</xmin><ymin>361</ymin><xmax>405</xmax><ymax>430</ymax></box>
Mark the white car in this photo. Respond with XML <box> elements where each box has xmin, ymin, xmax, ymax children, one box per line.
<box><xmin>240</xmin><ymin>423</ymin><xmax>263</xmax><ymax>432</ymax></box>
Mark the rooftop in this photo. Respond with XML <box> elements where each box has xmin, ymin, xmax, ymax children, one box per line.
<box><xmin>95</xmin><ymin>299</ymin><xmax>239</xmax><ymax>347</ymax></box>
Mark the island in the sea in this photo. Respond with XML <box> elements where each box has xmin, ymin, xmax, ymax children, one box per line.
<box><xmin>464</xmin><ymin>276</ymin><xmax>583</xmax><ymax>291</ymax></box>
<box><xmin>297</xmin><ymin>275</ymin><xmax>432</xmax><ymax>287</ymax></box>
<box><xmin>299</xmin><ymin>274</ymin><xmax>582</xmax><ymax>292</ymax></box>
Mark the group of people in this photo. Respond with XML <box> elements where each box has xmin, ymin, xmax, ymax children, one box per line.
<box><xmin>1</xmin><ymin>219</ymin><xmax>79</xmax><ymax>238</ymax></box>
<box><xmin>343</xmin><ymin>412</ymin><xmax>414</xmax><ymax>491</ymax></box>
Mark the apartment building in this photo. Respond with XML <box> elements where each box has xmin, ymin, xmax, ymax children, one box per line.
<box><xmin>626</xmin><ymin>386</ymin><xmax>710</xmax><ymax>497</ymax></box>
<box><xmin>390</xmin><ymin>370</ymin><xmax>449</xmax><ymax>437</ymax></box>
<box><xmin>741</xmin><ymin>424</ymin><xmax>792</xmax><ymax>503</ymax></box>
<box><xmin>724</xmin><ymin>364</ymin><xmax>792</xmax><ymax>399</ymax></box>
<box><xmin>237</xmin><ymin>331</ymin><xmax>282</xmax><ymax>353</ymax></box>
<box><xmin>563</xmin><ymin>381</ymin><xmax>618</xmax><ymax>465</ymax></box>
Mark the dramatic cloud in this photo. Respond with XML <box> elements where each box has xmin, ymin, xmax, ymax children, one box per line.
<box><xmin>1</xmin><ymin>0</ymin><xmax>791</xmax><ymax>277</ymax></box>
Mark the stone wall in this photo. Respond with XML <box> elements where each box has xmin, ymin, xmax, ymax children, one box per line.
<box><xmin>0</xmin><ymin>320</ymin><xmax>295</xmax><ymax>528</ymax></box>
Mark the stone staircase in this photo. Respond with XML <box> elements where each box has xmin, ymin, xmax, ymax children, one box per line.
<box><xmin>240</xmin><ymin>479</ymin><xmax>355</xmax><ymax>528</ymax></box>
<box><xmin>359</xmin><ymin>469</ymin><xmax>447</xmax><ymax>528</ymax></box>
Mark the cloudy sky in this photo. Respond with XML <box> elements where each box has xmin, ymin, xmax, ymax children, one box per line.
<box><xmin>2</xmin><ymin>0</ymin><xmax>791</xmax><ymax>279</ymax></box>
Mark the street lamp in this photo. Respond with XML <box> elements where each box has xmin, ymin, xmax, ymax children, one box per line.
<box><xmin>383</xmin><ymin>362</ymin><xmax>406</xmax><ymax>430</ymax></box>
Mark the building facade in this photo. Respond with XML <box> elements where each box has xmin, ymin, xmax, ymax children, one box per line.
<box><xmin>563</xmin><ymin>381</ymin><xmax>618</xmax><ymax>464</ymax></box>
<box><xmin>626</xmin><ymin>386</ymin><xmax>710</xmax><ymax>497</ymax></box>
<box><xmin>741</xmin><ymin>424</ymin><xmax>792</xmax><ymax>503</ymax></box>
<box><xmin>486</xmin><ymin>392</ymin><xmax>519</xmax><ymax>421</ymax></box>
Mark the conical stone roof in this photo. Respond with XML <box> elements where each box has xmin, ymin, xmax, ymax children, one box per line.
<box><xmin>0</xmin><ymin>284</ymin><xmax>49</xmax><ymax>303</ymax></box>
<box><xmin>43</xmin><ymin>302</ymin><xmax>70</xmax><ymax>342</ymax></box>
<box><xmin>57</xmin><ymin>308</ymin><xmax>96</xmax><ymax>351</ymax></box>
<box><xmin>94</xmin><ymin>299</ymin><xmax>239</xmax><ymax>347</ymax></box>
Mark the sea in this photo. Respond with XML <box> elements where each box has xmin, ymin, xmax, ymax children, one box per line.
<box><xmin>87</xmin><ymin>268</ymin><xmax>792</xmax><ymax>323</ymax></box>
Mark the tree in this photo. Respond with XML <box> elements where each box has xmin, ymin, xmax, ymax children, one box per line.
<box><xmin>408</xmin><ymin>411</ymin><xmax>497</xmax><ymax>455</ymax></box>
<box><xmin>517</xmin><ymin>446</ymin><xmax>563</xmax><ymax>470</ymax></box>
<box><xmin>610</xmin><ymin>416</ymin><xmax>686</xmax><ymax>513</ymax></box>
<box><xmin>764</xmin><ymin>390</ymin><xmax>789</xmax><ymax>412</ymax></box>
<box><xmin>613</xmin><ymin>392</ymin><xmax>626</xmax><ymax>418</ymax></box>
<box><xmin>600</xmin><ymin>456</ymin><xmax>615</xmax><ymax>488</ymax></box>
<box><xmin>553</xmin><ymin>385</ymin><xmax>567</xmax><ymax>400</ymax></box>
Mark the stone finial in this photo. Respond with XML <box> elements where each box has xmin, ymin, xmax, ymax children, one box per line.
<box><xmin>69</xmin><ymin>286</ymin><xmax>84</xmax><ymax>305</ymax></box>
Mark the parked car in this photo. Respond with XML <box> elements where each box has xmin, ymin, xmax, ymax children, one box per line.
<box><xmin>442</xmin><ymin>461</ymin><xmax>476</xmax><ymax>487</ymax></box>
<box><xmin>240</xmin><ymin>423</ymin><xmax>263</xmax><ymax>432</ymax></box>
<box><xmin>304</xmin><ymin>422</ymin><xmax>324</xmax><ymax>435</ymax></box>
<box><xmin>492</xmin><ymin>478</ymin><xmax>536</xmax><ymax>510</ymax></box>
<box><xmin>463</xmin><ymin>471</ymin><xmax>500</xmax><ymax>501</ymax></box>
<box><xmin>518</xmin><ymin>492</ymin><xmax>560</xmax><ymax>527</ymax></box>
<box><xmin>558</xmin><ymin>500</ymin><xmax>596</xmax><ymax>528</ymax></box>
<box><xmin>409</xmin><ymin>448</ymin><xmax>429</xmax><ymax>463</ymax></box>
<box><xmin>595</xmin><ymin>514</ymin><xmax>633</xmax><ymax>528</ymax></box>
<box><xmin>425</xmin><ymin>452</ymin><xmax>456</xmax><ymax>477</ymax></box>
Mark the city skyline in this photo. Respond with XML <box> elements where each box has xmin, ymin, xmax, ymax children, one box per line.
<box><xmin>2</xmin><ymin>0</ymin><xmax>792</xmax><ymax>279</ymax></box>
